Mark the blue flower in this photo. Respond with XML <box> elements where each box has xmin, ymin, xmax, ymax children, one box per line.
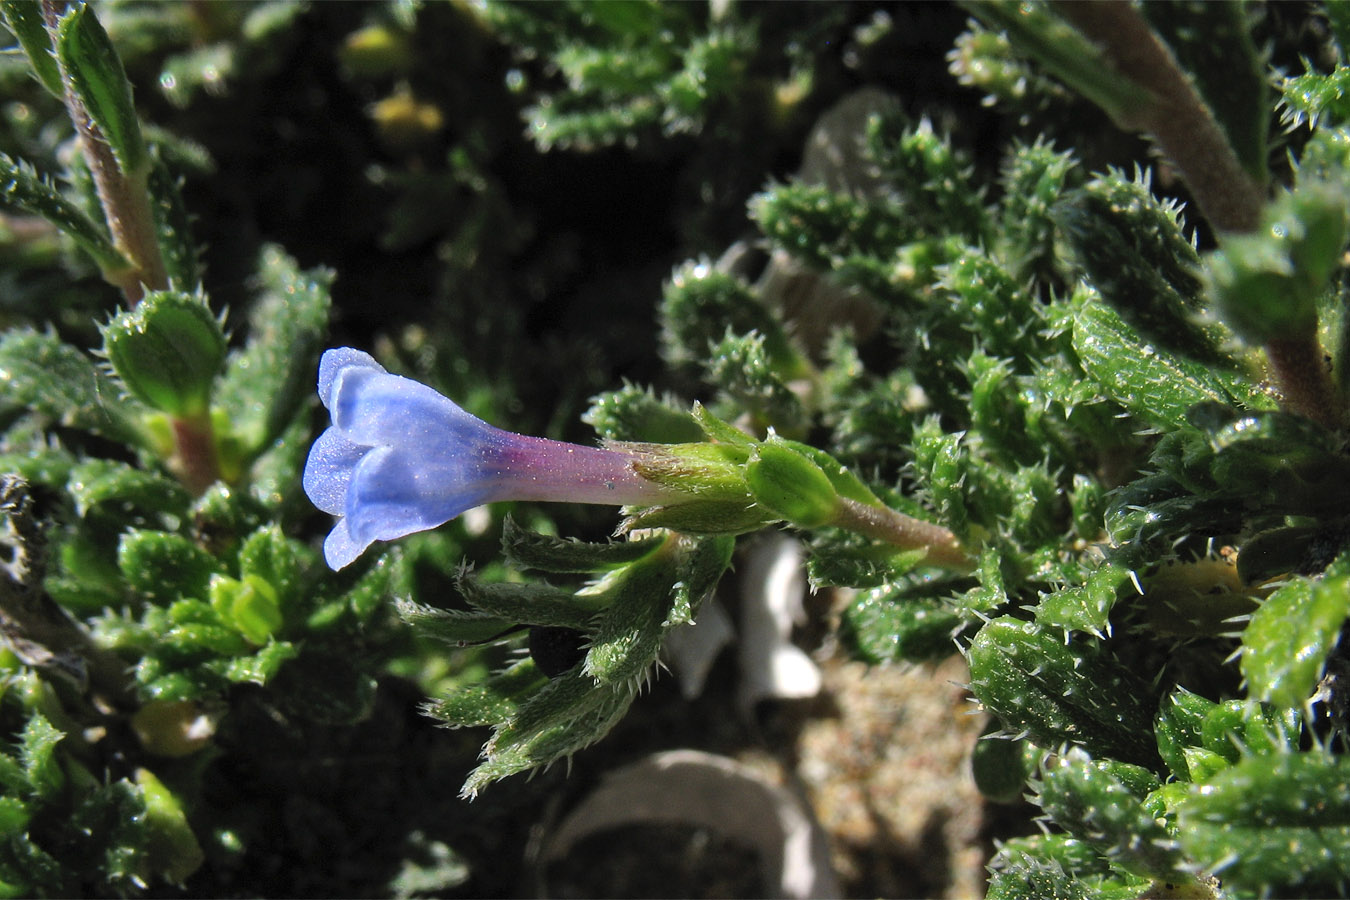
<box><xmin>303</xmin><ymin>348</ymin><xmax>677</xmax><ymax>569</ymax></box>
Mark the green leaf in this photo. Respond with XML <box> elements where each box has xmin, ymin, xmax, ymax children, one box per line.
<box><xmin>1176</xmin><ymin>752</ymin><xmax>1350</xmax><ymax>896</ymax></box>
<box><xmin>215</xmin><ymin>245</ymin><xmax>333</xmax><ymax>455</ymax></box>
<box><xmin>0</xmin><ymin>330</ymin><xmax>147</xmax><ymax>447</ymax></box>
<box><xmin>146</xmin><ymin>149</ymin><xmax>199</xmax><ymax>289</ymax></box>
<box><xmin>102</xmin><ymin>290</ymin><xmax>226</xmax><ymax>418</ymax></box>
<box><xmin>223</xmin><ymin>640</ymin><xmax>297</xmax><ymax>686</ymax></box>
<box><xmin>66</xmin><ymin>459</ymin><xmax>189</xmax><ymax>520</ymax></box>
<box><xmin>0</xmin><ymin>1</ymin><xmax>63</xmax><ymax>96</ymax></box>
<box><xmin>1055</xmin><ymin>176</ymin><xmax>1226</xmax><ymax>364</ymax></box>
<box><xmin>1072</xmin><ymin>299</ymin><xmax>1265</xmax><ymax>428</ymax></box>
<box><xmin>118</xmin><ymin>529</ymin><xmax>223</xmax><ymax>603</ymax></box>
<box><xmin>17</xmin><ymin>715</ymin><xmax>63</xmax><ymax>802</ymax></box>
<box><xmin>1241</xmin><ymin>561</ymin><xmax>1350</xmax><ymax>708</ymax></box>
<box><xmin>1038</xmin><ymin>748</ymin><xmax>1184</xmax><ymax>881</ymax></box>
<box><xmin>658</xmin><ymin>261</ymin><xmax>798</xmax><ymax>373</ymax></box>
<box><xmin>962</xmin><ymin>0</ymin><xmax>1151</xmax><ymax>124</ymax></box>
<box><xmin>967</xmin><ymin>616</ymin><xmax>1163</xmax><ymax>769</ymax></box>
<box><xmin>1155</xmin><ymin>688</ymin><xmax>1218</xmax><ymax>782</ymax></box>
<box><xmin>583</xmin><ymin>383</ymin><xmax>705</xmax><ymax>443</ymax></box>
<box><xmin>56</xmin><ymin>4</ymin><xmax>147</xmax><ymax>175</ymax></box>
<box><xmin>423</xmin><ymin>658</ymin><xmax>548</xmax><ymax>728</ymax></box>
<box><xmin>841</xmin><ymin>587</ymin><xmax>964</xmax><ymax>664</ymax></box>
<box><xmin>135</xmin><ymin>768</ymin><xmax>203</xmax><ymax>885</ymax></box>
<box><xmin>500</xmin><ymin>516</ymin><xmax>662</xmax><ymax>573</ymax></box>
<box><xmin>455</xmin><ymin>577</ymin><xmax>599</xmax><ymax>631</ymax></box>
<box><xmin>1034</xmin><ymin>565</ymin><xmax>1129</xmax><ymax>636</ymax></box>
<box><xmin>1206</xmin><ymin>183</ymin><xmax>1349</xmax><ymax>344</ymax></box>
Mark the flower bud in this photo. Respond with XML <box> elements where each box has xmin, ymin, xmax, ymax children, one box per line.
<box><xmin>102</xmin><ymin>291</ymin><xmax>225</xmax><ymax>418</ymax></box>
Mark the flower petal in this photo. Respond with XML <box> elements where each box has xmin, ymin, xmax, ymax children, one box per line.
<box><xmin>302</xmin><ymin>426</ymin><xmax>368</xmax><ymax>515</ymax></box>
<box><xmin>329</xmin><ymin>365</ymin><xmax>497</xmax><ymax>450</ymax></box>
<box><xmin>318</xmin><ymin>347</ymin><xmax>385</xmax><ymax>410</ymax></box>
<box><xmin>322</xmin><ymin>517</ymin><xmax>369</xmax><ymax>571</ymax></box>
<box><xmin>343</xmin><ymin>445</ymin><xmax>496</xmax><ymax>547</ymax></box>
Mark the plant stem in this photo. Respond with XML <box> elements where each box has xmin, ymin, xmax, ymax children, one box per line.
<box><xmin>41</xmin><ymin>0</ymin><xmax>167</xmax><ymax>303</ymax></box>
<box><xmin>1057</xmin><ymin>0</ymin><xmax>1344</xmax><ymax>429</ymax></box>
<box><xmin>1056</xmin><ymin>1</ymin><xmax>1263</xmax><ymax>234</ymax></box>
<box><xmin>831</xmin><ymin>497</ymin><xmax>974</xmax><ymax>572</ymax></box>
<box><xmin>171</xmin><ymin>414</ymin><xmax>222</xmax><ymax>494</ymax></box>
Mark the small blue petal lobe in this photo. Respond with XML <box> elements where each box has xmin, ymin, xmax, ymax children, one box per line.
<box><xmin>318</xmin><ymin>347</ymin><xmax>384</xmax><ymax>410</ymax></box>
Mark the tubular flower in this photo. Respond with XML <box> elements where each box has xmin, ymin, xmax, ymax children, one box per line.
<box><xmin>303</xmin><ymin>348</ymin><xmax>685</xmax><ymax>569</ymax></box>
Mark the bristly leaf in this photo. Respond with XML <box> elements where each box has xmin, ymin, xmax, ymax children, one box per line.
<box><xmin>967</xmin><ymin>616</ymin><xmax>1163</xmax><ymax>770</ymax></box>
<box><xmin>216</xmin><ymin>245</ymin><xmax>333</xmax><ymax>456</ymax></box>
<box><xmin>101</xmin><ymin>290</ymin><xmax>226</xmax><ymax>419</ymax></box>
<box><xmin>0</xmin><ymin>152</ymin><xmax>129</xmax><ymax>274</ymax></box>
<box><xmin>1072</xmin><ymin>297</ymin><xmax>1267</xmax><ymax>429</ymax></box>
<box><xmin>146</xmin><ymin>148</ymin><xmax>200</xmax><ymax>289</ymax></box>
<box><xmin>961</xmin><ymin>0</ymin><xmax>1151</xmax><ymax>125</ymax></box>
<box><xmin>1176</xmin><ymin>752</ymin><xmax>1350</xmax><ymax>897</ymax></box>
<box><xmin>1241</xmin><ymin>554</ymin><xmax>1350</xmax><ymax>709</ymax></box>
<box><xmin>500</xmin><ymin>516</ymin><xmax>663</xmax><ymax>573</ymax></box>
<box><xmin>56</xmin><ymin>4</ymin><xmax>148</xmax><ymax>176</ymax></box>
<box><xmin>0</xmin><ymin>0</ymin><xmax>64</xmax><ymax>96</ymax></box>
<box><xmin>0</xmin><ymin>329</ymin><xmax>148</xmax><ymax>447</ymax></box>
<box><xmin>1055</xmin><ymin>172</ymin><xmax>1229</xmax><ymax>365</ymax></box>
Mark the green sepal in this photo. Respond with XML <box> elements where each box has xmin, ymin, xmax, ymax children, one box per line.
<box><xmin>461</xmin><ymin>664</ymin><xmax>633</xmax><ymax>797</ymax></box>
<box><xmin>501</xmin><ymin>516</ymin><xmax>663</xmax><ymax>574</ymax></box>
<box><xmin>394</xmin><ymin>603</ymin><xmax>515</xmax><ymax>646</ymax></box>
<box><xmin>454</xmin><ymin>576</ymin><xmax>599</xmax><ymax>630</ymax></box>
<box><xmin>967</xmin><ymin>616</ymin><xmax>1163</xmax><ymax>769</ymax></box>
<box><xmin>745</xmin><ymin>437</ymin><xmax>838</xmax><ymax>528</ymax></box>
<box><xmin>1241</xmin><ymin>555</ymin><xmax>1350</xmax><ymax>708</ymax></box>
<box><xmin>1038</xmin><ymin>748</ymin><xmax>1184</xmax><ymax>881</ymax></box>
<box><xmin>1176</xmin><ymin>752</ymin><xmax>1350</xmax><ymax>897</ymax></box>
<box><xmin>691</xmin><ymin>401</ymin><xmax>754</xmax><ymax>447</ymax></box>
<box><xmin>55</xmin><ymin>3</ymin><xmax>147</xmax><ymax>176</ymax></box>
<box><xmin>215</xmin><ymin>246</ymin><xmax>333</xmax><ymax>455</ymax></box>
<box><xmin>0</xmin><ymin>0</ymin><xmax>63</xmax><ymax>96</ymax></box>
<box><xmin>102</xmin><ymin>290</ymin><xmax>226</xmax><ymax>419</ymax></box>
<box><xmin>0</xmin><ymin>330</ymin><xmax>147</xmax><ymax>447</ymax></box>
